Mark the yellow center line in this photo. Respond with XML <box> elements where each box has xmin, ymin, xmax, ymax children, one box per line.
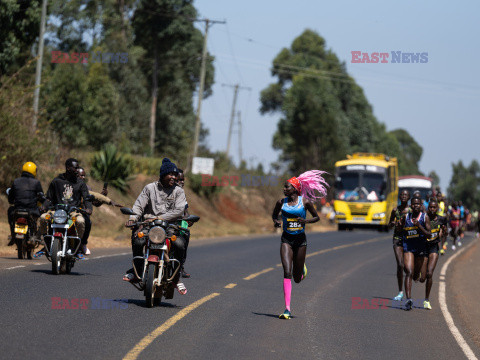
<box><xmin>123</xmin><ymin>292</ymin><xmax>220</xmax><ymax>360</ymax></box>
<box><xmin>224</xmin><ymin>283</ymin><xmax>237</xmax><ymax>289</ymax></box>
<box><xmin>243</xmin><ymin>267</ymin><xmax>274</xmax><ymax>280</ymax></box>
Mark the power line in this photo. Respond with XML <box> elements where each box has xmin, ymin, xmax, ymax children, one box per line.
<box><xmin>225</xmin><ymin>23</ymin><xmax>245</xmax><ymax>85</ymax></box>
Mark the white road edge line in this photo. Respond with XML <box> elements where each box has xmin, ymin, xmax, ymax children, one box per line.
<box><xmin>6</xmin><ymin>265</ymin><xmax>26</xmax><ymax>270</ymax></box>
<box><xmin>439</xmin><ymin>238</ymin><xmax>479</xmax><ymax>360</ymax></box>
<box><xmin>1</xmin><ymin>252</ymin><xmax>131</xmax><ymax>272</ymax></box>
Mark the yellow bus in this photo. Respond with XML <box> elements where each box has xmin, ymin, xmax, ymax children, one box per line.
<box><xmin>333</xmin><ymin>153</ymin><xmax>398</xmax><ymax>231</ymax></box>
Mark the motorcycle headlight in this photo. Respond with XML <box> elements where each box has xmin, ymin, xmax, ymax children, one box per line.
<box><xmin>148</xmin><ymin>226</ymin><xmax>166</xmax><ymax>244</ymax></box>
<box><xmin>53</xmin><ymin>209</ymin><xmax>68</xmax><ymax>224</ymax></box>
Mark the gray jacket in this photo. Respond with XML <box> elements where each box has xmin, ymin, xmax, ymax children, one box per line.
<box><xmin>130</xmin><ymin>181</ymin><xmax>186</xmax><ymax>222</ymax></box>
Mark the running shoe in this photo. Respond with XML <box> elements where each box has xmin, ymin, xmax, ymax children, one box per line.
<box><xmin>33</xmin><ymin>250</ymin><xmax>45</xmax><ymax>258</ymax></box>
<box><xmin>302</xmin><ymin>264</ymin><xmax>307</xmax><ymax>281</ymax></box>
<box><xmin>457</xmin><ymin>241</ymin><xmax>462</xmax><ymax>247</ymax></box>
<box><xmin>443</xmin><ymin>243</ymin><xmax>447</xmax><ymax>250</ymax></box>
<box><xmin>393</xmin><ymin>291</ymin><xmax>404</xmax><ymax>301</ymax></box>
<box><xmin>451</xmin><ymin>245</ymin><xmax>456</xmax><ymax>251</ymax></box>
<box><xmin>405</xmin><ymin>299</ymin><xmax>413</xmax><ymax>311</ymax></box>
<box><xmin>423</xmin><ymin>300</ymin><xmax>432</xmax><ymax>310</ymax></box>
<box><xmin>279</xmin><ymin>309</ymin><xmax>291</xmax><ymax>319</ymax></box>
<box><xmin>440</xmin><ymin>249</ymin><xmax>445</xmax><ymax>255</ymax></box>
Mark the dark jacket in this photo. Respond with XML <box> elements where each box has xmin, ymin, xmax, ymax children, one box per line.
<box><xmin>8</xmin><ymin>172</ymin><xmax>44</xmax><ymax>210</ymax></box>
<box><xmin>44</xmin><ymin>173</ymin><xmax>92</xmax><ymax>210</ymax></box>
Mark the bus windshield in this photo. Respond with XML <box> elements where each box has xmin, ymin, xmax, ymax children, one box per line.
<box><xmin>335</xmin><ymin>171</ymin><xmax>386</xmax><ymax>202</ymax></box>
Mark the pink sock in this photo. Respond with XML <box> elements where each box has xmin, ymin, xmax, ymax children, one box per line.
<box><xmin>283</xmin><ymin>278</ymin><xmax>292</xmax><ymax>311</ymax></box>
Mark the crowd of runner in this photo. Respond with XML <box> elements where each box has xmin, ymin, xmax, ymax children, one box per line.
<box><xmin>389</xmin><ymin>187</ymin><xmax>479</xmax><ymax>311</ymax></box>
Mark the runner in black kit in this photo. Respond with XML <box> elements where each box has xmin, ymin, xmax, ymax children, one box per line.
<box><xmin>418</xmin><ymin>198</ymin><xmax>446</xmax><ymax>309</ymax></box>
<box><xmin>399</xmin><ymin>197</ymin><xmax>431</xmax><ymax>310</ymax></box>
<box><xmin>272</xmin><ymin>170</ymin><xmax>327</xmax><ymax>319</ymax></box>
<box><xmin>388</xmin><ymin>189</ymin><xmax>411</xmax><ymax>301</ymax></box>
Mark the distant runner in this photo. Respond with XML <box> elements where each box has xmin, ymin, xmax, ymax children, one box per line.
<box><xmin>388</xmin><ymin>189</ymin><xmax>411</xmax><ymax>301</ymax></box>
<box><xmin>399</xmin><ymin>197</ymin><xmax>431</xmax><ymax>310</ymax></box>
<box><xmin>448</xmin><ymin>202</ymin><xmax>461</xmax><ymax>251</ymax></box>
<box><xmin>272</xmin><ymin>171</ymin><xmax>327</xmax><ymax>319</ymax></box>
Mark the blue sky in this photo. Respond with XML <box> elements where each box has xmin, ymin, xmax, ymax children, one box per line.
<box><xmin>194</xmin><ymin>0</ymin><xmax>480</xmax><ymax>191</ymax></box>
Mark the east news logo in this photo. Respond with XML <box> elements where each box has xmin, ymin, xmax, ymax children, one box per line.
<box><xmin>351</xmin><ymin>51</ymin><xmax>428</xmax><ymax>63</ymax></box>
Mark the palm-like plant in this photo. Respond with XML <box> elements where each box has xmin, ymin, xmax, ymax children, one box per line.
<box><xmin>91</xmin><ymin>144</ymin><xmax>133</xmax><ymax>193</ymax></box>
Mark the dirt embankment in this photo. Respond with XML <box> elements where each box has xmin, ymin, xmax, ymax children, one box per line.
<box><xmin>0</xmin><ymin>174</ymin><xmax>334</xmax><ymax>256</ymax></box>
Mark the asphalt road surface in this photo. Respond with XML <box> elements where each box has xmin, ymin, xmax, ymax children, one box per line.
<box><xmin>0</xmin><ymin>230</ymin><xmax>478</xmax><ymax>360</ymax></box>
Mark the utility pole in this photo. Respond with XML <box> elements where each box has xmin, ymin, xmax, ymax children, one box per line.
<box><xmin>189</xmin><ymin>18</ymin><xmax>226</xmax><ymax>171</ymax></box>
<box><xmin>33</xmin><ymin>0</ymin><xmax>48</xmax><ymax>130</ymax></box>
<box><xmin>237</xmin><ymin>110</ymin><xmax>242</xmax><ymax>164</ymax></box>
<box><xmin>223</xmin><ymin>83</ymin><xmax>251</xmax><ymax>159</ymax></box>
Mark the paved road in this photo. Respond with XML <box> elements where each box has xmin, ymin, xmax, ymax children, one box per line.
<box><xmin>0</xmin><ymin>231</ymin><xmax>478</xmax><ymax>360</ymax></box>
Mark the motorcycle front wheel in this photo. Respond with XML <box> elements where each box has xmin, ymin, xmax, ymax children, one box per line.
<box><xmin>51</xmin><ymin>238</ymin><xmax>62</xmax><ymax>275</ymax></box>
<box><xmin>145</xmin><ymin>263</ymin><xmax>157</xmax><ymax>308</ymax></box>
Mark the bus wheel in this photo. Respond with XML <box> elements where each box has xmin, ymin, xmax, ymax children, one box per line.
<box><xmin>338</xmin><ymin>224</ymin><xmax>346</xmax><ymax>231</ymax></box>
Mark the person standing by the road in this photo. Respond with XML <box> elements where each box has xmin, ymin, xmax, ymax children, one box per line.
<box><xmin>272</xmin><ymin>170</ymin><xmax>327</xmax><ymax>319</ymax></box>
<box><xmin>418</xmin><ymin>198</ymin><xmax>445</xmax><ymax>310</ymax></box>
<box><xmin>399</xmin><ymin>197</ymin><xmax>431</xmax><ymax>310</ymax></box>
<box><xmin>176</xmin><ymin>169</ymin><xmax>191</xmax><ymax>278</ymax></box>
<box><xmin>388</xmin><ymin>189</ymin><xmax>411</xmax><ymax>301</ymax></box>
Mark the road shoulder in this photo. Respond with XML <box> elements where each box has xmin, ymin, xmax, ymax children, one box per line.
<box><xmin>451</xmin><ymin>235</ymin><xmax>480</xmax><ymax>351</ymax></box>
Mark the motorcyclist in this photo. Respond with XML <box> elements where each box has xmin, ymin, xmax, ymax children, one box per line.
<box><xmin>123</xmin><ymin>158</ymin><xmax>188</xmax><ymax>295</ymax></box>
<box><xmin>7</xmin><ymin>162</ymin><xmax>44</xmax><ymax>245</ymax></box>
<box><xmin>37</xmin><ymin>158</ymin><xmax>92</xmax><ymax>255</ymax></box>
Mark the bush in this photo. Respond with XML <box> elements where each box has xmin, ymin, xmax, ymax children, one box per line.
<box><xmin>0</xmin><ymin>66</ymin><xmax>55</xmax><ymax>191</ymax></box>
<box><xmin>90</xmin><ymin>144</ymin><xmax>133</xmax><ymax>193</ymax></box>
<box><xmin>187</xmin><ymin>173</ymin><xmax>222</xmax><ymax>199</ymax></box>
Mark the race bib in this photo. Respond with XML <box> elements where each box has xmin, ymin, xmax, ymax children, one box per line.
<box><xmin>405</xmin><ymin>226</ymin><xmax>419</xmax><ymax>239</ymax></box>
<box><xmin>286</xmin><ymin>218</ymin><xmax>303</xmax><ymax>232</ymax></box>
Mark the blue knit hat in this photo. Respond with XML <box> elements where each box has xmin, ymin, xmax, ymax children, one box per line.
<box><xmin>159</xmin><ymin>158</ymin><xmax>178</xmax><ymax>178</ymax></box>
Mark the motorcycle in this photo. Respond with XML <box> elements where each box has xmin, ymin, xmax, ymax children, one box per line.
<box><xmin>6</xmin><ymin>188</ymin><xmax>44</xmax><ymax>259</ymax></box>
<box><xmin>43</xmin><ymin>198</ymin><xmax>91</xmax><ymax>275</ymax></box>
<box><xmin>121</xmin><ymin>207</ymin><xmax>200</xmax><ymax>308</ymax></box>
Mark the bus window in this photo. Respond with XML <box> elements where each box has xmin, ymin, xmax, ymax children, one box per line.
<box><xmin>363</xmin><ymin>173</ymin><xmax>386</xmax><ymax>201</ymax></box>
<box><xmin>335</xmin><ymin>173</ymin><xmax>360</xmax><ymax>201</ymax></box>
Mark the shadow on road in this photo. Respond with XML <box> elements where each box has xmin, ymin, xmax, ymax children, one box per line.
<box><xmin>124</xmin><ymin>298</ymin><xmax>183</xmax><ymax>309</ymax></box>
<box><xmin>252</xmin><ymin>312</ymin><xmax>293</xmax><ymax>319</ymax></box>
<box><xmin>29</xmin><ymin>269</ymin><xmax>101</xmax><ymax>276</ymax></box>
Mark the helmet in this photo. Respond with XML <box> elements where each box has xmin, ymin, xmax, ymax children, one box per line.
<box><xmin>22</xmin><ymin>162</ymin><xmax>37</xmax><ymax>177</ymax></box>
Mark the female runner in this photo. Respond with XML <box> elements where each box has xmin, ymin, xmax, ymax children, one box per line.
<box><xmin>272</xmin><ymin>171</ymin><xmax>327</xmax><ymax>319</ymax></box>
<box><xmin>399</xmin><ymin>197</ymin><xmax>431</xmax><ymax>310</ymax></box>
<box><xmin>418</xmin><ymin>198</ymin><xmax>446</xmax><ymax>309</ymax></box>
<box><xmin>388</xmin><ymin>189</ymin><xmax>411</xmax><ymax>301</ymax></box>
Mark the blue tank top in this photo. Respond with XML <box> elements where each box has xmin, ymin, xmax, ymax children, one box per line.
<box><xmin>281</xmin><ymin>196</ymin><xmax>306</xmax><ymax>235</ymax></box>
<box><xmin>404</xmin><ymin>212</ymin><xmax>426</xmax><ymax>241</ymax></box>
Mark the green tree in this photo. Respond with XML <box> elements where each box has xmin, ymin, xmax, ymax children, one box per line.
<box><xmin>427</xmin><ymin>170</ymin><xmax>440</xmax><ymax>187</ymax></box>
<box><xmin>448</xmin><ymin>160</ymin><xmax>480</xmax><ymax>209</ymax></box>
<box><xmin>389</xmin><ymin>129</ymin><xmax>423</xmax><ymax>175</ymax></box>
<box><xmin>0</xmin><ymin>0</ymin><xmax>42</xmax><ymax>75</ymax></box>
<box><xmin>132</xmin><ymin>0</ymin><xmax>215</xmax><ymax>161</ymax></box>
<box><xmin>261</xmin><ymin>29</ymin><xmax>411</xmax><ymax>173</ymax></box>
